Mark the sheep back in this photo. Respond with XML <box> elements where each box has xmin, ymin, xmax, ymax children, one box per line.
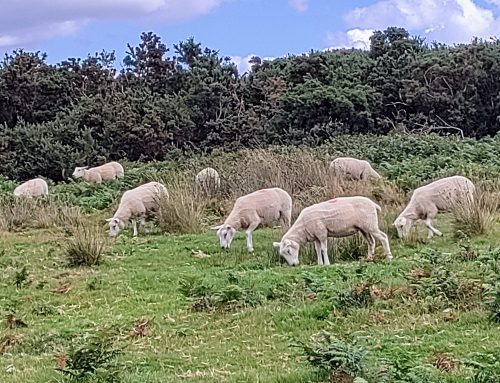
<box><xmin>330</xmin><ymin>157</ymin><xmax>380</xmax><ymax>180</ymax></box>
<box><xmin>289</xmin><ymin>196</ymin><xmax>381</xmax><ymax>242</ymax></box>
<box><xmin>226</xmin><ymin>187</ymin><xmax>292</xmax><ymax>228</ymax></box>
<box><xmin>409</xmin><ymin>175</ymin><xmax>475</xmax><ymax>214</ymax></box>
<box><xmin>13</xmin><ymin>178</ymin><xmax>49</xmax><ymax>198</ymax></box>
<box><xmin>114</xmin><ymin>181</ymin><xmax>168</xmax><ymax>221</ymax></box>
<box><xmin>89</xmin><ymin>162</ymin><xmax>123</xmax><ymax>182</ymax></box>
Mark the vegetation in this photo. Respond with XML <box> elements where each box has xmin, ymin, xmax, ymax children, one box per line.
<box><xmin>2</xmin><ymin>28</ymin><xmax>500</xmax><ymax>181</ymax></box>
<box><xmin>0</xmin><ymin>27</ymin><xmax>499</xmax><ymax>383</ymax></box>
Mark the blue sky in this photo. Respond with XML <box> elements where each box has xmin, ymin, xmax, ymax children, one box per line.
<box><xmin>1</xmin><ymin>0</ymin><xmax>500</xmax><ymax>72</ymax></box>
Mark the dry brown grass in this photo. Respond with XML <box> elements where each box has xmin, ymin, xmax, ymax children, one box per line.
<box><xmin>155</xmin><ymin>177</ymin><xmax>208</xmax><ymax>234</ymax></box>
<box><xmin>452</xmin><ymin>185</ymin><xmax>498</xmax><ymax>236</ymax></box>
<box><xmin>0</xmin><ymin>196</ymin><xmax>82</xmax><ymax>231</ymax></box>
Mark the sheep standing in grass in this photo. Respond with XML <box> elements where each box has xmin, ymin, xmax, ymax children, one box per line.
<box><xmin>195</xmin><ymin>167</ymin><xmax>220</xmax><ymax>197</ymax></box>
<box><xmin>106</xmin><ymin>181</ymin><xmax>168</xmax><ymax>237</ymax></box>
<box><xmin>212</xmin><ymin>187</ymin><xmax>292</xmax><ymax>252</ymax></box>
<box><xmin>394</xmin><ymin>175</ymin><xmax>475</xmax><ymax>239</ymax></box>
<box><xmin>329</xmin><ymin>157</ymin><xmax>381</xmax><ymax>181</ymax></box>
<box><xmin>273</xmin><ymin>196</ymin><xmax>392</xmax><ymax>266</ymax></box>
<box><xmin>72</xmin><ymin>161</ymin><xmax>124</xmax><ymax>183</ymax></box>
<box><xmin>13</xmin><ymin>178</ymin><xmax>49</xmax><ymax>198</ymax></box>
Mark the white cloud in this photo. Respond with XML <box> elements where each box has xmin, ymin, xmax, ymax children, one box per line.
<box><xmin>230</xmin><ymin>54</ymin><xmax>276</xmax><ymax>74</ymax></box>
<box><xmin>0</xmin><ymin>0</ymin><xmax>230</xmax><ymax>48</ymax></box>
<box><xmin>325</xmin><ymin>28</ymin><xmax>374</xmax><ymax>51</ymax></box>
<box><xmin>289</xmin><ymin>0</ymin><xmax>309</xmax><ymax>12</ymax></box>
<box><xmin>343</xmin><ymin>0</ymin><xmax>498</xmax><ymax>45</ymax></box>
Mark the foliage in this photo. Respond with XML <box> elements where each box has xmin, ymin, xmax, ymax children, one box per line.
<box><xmin>58</xmin><ymin>331</ymin><xmax>121</xmax><ymax>382</ymax></box>
<box><xmin>298</xmin><ymin>331</ymin><xmax>368</xmax><ymax>380</ymax></box>
<box><xmin>2</xmin><ymin>30</ymin><xmax>500</xmax><ymax>180</ymax></box>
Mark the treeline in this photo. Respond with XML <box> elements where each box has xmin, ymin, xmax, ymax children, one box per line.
<box><xmin>1</xmin><ymin>27</ymin><xmax>500</xmax><ymax>181</ymax></box>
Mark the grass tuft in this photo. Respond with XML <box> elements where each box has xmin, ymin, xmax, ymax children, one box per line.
<box><xmin>64</xmin><ymin>224</ymin><xmax>109</xmax><ymax>267</ymax></box>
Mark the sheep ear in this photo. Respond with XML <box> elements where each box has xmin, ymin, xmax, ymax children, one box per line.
<box><xmin>211</xmin><ymin>225</ymin><xmax>222</xmax><ymax>230</ymax></box>
<box><xmin>273</xmin><ymin>242</ymin><xmax>281</xmax><ymax>248</ymax></box>
<box><xmin>105</xmin><ymin>218</ymin><xmax>112</xmax><ymax>222</ymax></box>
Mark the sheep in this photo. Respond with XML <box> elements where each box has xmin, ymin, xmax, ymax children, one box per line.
<box><xmin>273</xmin><ymin>196</ymin><xmax>392</xmax><ymax>266</ymax></box>
<box><xmin>393</xmin><ymin>175</ymin><xmax>475</xmax><ymax>239</ymax></box>
<box><xmin>211</xmin><ymin>187</ymin><xmax>292</xmax><ymax>253</ymax></box>
<box><xmin>13</xmin><ymin>178</ymin><xmax>49</xmax><ymax>198</ymax></box>
<box><xmin>106</xmin><ymin>181</ymin><xmax>168</xmax><ymax>237</ymax></box>
<box><xmin>329</xmin><ymin>157</ymin><xmax>381</xmax><ymax>181</ymax></box>
<box><xmin>72</xmin><ymin>161</ymin><xmax>124</xmax><ymax>183</ymax></box>
<box><xmin>195</xmin><ymin>167</ymin><xmax>220</xmax><ymax>197</ymax></box>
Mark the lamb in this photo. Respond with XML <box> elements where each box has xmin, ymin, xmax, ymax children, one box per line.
<box><xmin>211</xmin><ymin>187</ymin><xmax>292</xmax><ymax>252</ymax></box>
<box><xmin>106</xmin><ymin>181</ymin><xmax>168</xmax><ymax>237</ymax></box>
<box><xmin>273</xmin><ymin>196</ymin><xmax>392</xmax><ymax>266</ymax></box>
<box><xmin>195</xmin><ymin>167</ymin><xmax>220</xmax><ymax>196</ymax></box>
<box><xmin>329</xmin><ymin>157</ymin><xmax>381</xmax><ymax>181</ymax></box>
<box><xmin>72</xmin><ymin>161</ymin><xmax>124</xmax><ymax>183</ymax></box>
<box><xmin>13</xmin><ymin>178</ymin><xmax>49</xmax><ymax>198</ymax></box>
<box><xmin>393</xmin><ymin>175</ymin><xmax>475</xmax><ymax>239</ymax></box>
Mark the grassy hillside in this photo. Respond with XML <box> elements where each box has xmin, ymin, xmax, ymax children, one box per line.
<box><xmin>0</xmin><ymin>134</ymin><xmax>499</xmax><ymax>382</ymax></box>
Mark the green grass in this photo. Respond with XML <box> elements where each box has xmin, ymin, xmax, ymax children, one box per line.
<box><xmin>0</xmin><ymin>215</ymin><xmax>499</xmax><ymax>383</ymax></box>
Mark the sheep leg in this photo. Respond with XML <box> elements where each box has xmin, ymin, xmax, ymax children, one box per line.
<box><xmin>320</xmin><ymin>239</ymin><xmax>330</xmax><ymax>265</ymax></box>
<box><xmin>246</xmin><ymin>223</ymin><xmax>259</xmax><ymax>253</ymax></box>
<box><xmin>131</xmin><ymin>219</ymin><xmax>138</xmax><ymax>236</ymax></box>
<box><xmin>314</xmin><ymin>240</ymin><xmax>323</xmax><ymax>265</ymax></box>
<box><xmin>360</xmin><ymin>231</ymin><xmax>376</xmax><ymax>260</ymax></box>
<box><xmin>140</xmin><ymin>217</ymin><xmax>149</xmax><ymax>233</ymax></box>
<box><xmin>372</xmin><ymin>230</ymin><xmax>393</xmax><ymax>261</ymax></box>
<box><xmin>424</xmin><ymin>218</ymin><xmax>442</xmax><ymax>238</ymax></box>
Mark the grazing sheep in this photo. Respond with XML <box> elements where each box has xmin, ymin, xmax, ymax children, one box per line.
<box><xmin>212</xmin><ymin>187</ymin><xmax>292</xmax><ymax>252</ymax></box>
<box><xmin>329</xmin><ymin>157</ymin><xmax>381</xmax><ymax>181</ymax></box>
<box><xmin>72</xmin><ymin>161</ymin><xmax>124</xmax><ymax>183</ymax></box>
<box><xmin>195</xmin><ymin>167</ymin><xmax>220</xmax><ymax>196</ymax></box>
<box><xmin>106</xmin><ymin>181</ymin><xmax>168</xmax><ymax>237</ymax></box>
<box><xmin>394</xmin><ymin>175</ymin><xmax>475</xmax><ymax>239</ymax></box>
<box><xmin>273</xmin><ymin>196</ymin><xmax>392</xmax><ymax>266</ymax></box>
<box><xmin>13</xmin><ymin>178</ymin><xmax>49</xmax><ymax>198</ymax></box>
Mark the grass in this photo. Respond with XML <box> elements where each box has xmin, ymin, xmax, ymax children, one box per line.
<box><xmin>0</xmin><ymin>140</ymin><xmax>499</xmax><ymax>382</ymax></box>
<box><xmin>0</xmin><ymin>215</ymin><xmax>499</xmax><ymax>383</ymax></box>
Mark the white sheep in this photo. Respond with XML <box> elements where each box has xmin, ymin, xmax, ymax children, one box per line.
<box><xmin>106</xmin><ymin>181</ymin><xmax>168</xmax><ymax>237</ymax></box>
<box><xmin>329</xmin><ymin>157</ymin><xmax>381</xmax><ymax>181</ymax></box>
<box><xmin>195</xmin><ymin>167</ymin><xmax>220</xmax><ymax>196</ymax></box>
<box><xmin>273</xmin><ymin>196</ymin><xmax>392</xmax><ymax>266</ymax></box>
<box><xmin>13</xmin><ymin>178</ymin><xmax>49</xmax><ymax>198</ymax></box>
<box><xmin>211</xmin><ymin>187</ymin><xmax>292</xmax><ymax>252</ymax></box>
<box><xmin>72</xmin><ymin>161</ymin><xmax>124</xmax><ymax>183</ymax></box>
<box><xmin>394</xmin><ymin>175</ymin><xmax>475</xmax><ymax>239</ymax></box>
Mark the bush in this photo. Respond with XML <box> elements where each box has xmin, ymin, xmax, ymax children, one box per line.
<box><xmin>65</xmin><ymin>224</ymin><xmax>109</xmax><ymax>267</ymax></box>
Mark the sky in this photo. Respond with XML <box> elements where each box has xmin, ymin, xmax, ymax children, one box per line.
<box><xmin>1</xmin><ymin>0</ymin><xmax>500</xmax><ymax>73</ymax></box>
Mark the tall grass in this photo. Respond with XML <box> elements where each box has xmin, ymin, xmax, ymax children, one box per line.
<box><xmin>0</xmin><ymin>196</ymin><xmax>82</xmax><ymax>231</ymax></box>
<box><xmin>452</xmin><ymin>186</ymin><xmax>498</xmax><ymax>236</ymax></box>
<box><xmin>155</xmin><ymin>177</ymin><xmax>208</xmax><ymax>234</ymax></box>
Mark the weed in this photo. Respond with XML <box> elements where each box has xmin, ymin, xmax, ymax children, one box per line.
<box><xmin>13</xmin><ymin>265</ymin><xmax>29</xmax><ymax>288</ymax></box>
<box><xmin>297</xmin><ymin>331</ymin><xmax>368</xmax><ymax>381</ymax></box>
<box><xmin>58</xmin><ymin>331</ymin><xmax>121</xmax><ymax>382</ymax></box>
<box><xmin>64</xmin><ymin>224</ymin><xmax>109</xmax><ymax>267</ymax></box>
<box><xmin>333</xmin><ymin>282</ymin><xmax>375</xmax><ymax>312</ymax></box>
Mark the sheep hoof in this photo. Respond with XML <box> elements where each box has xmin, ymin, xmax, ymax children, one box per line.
<box><xmin>248</xmin><ymin>248</ymin><xmax>254</xmax><ymax>253</ymax></box>
<box><xmin>386</xmin><ymin>255</ymin><xmax>393</xmax><ymax>261</ymax></box>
